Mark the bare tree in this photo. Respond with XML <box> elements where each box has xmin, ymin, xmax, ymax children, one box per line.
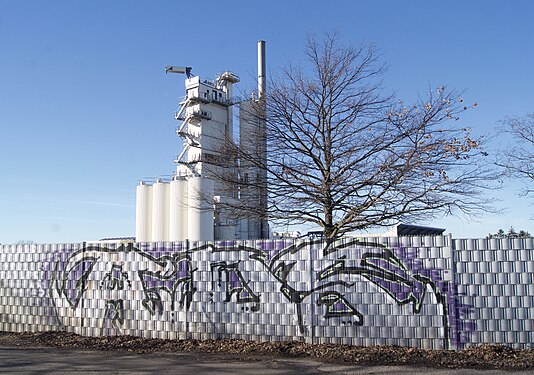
<box><xmin>218</xmin><ymin>33</ymin><xmax>498</xmax><ymax>238</ymax></box>
<box><xmin>496</xmin><ymin>113</ymin><xmax>534</xmax><ymax>198</ymax></box>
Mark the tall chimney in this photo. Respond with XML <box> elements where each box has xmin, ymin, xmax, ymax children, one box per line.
<box><xmin>258</xmin><ymin>40</ymin><xmax>266</xmax><ymax>99</ymax></box>
<box><xmin>257</xmin><ymin>40</ymin><xmax>269</xmax><ymax>238</ymax></box>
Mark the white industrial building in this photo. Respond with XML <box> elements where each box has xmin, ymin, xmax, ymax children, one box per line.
<box><xmin>135</xmin><ymin>41</ymin><xmax>269</xmax><ymax>242</ymax></box>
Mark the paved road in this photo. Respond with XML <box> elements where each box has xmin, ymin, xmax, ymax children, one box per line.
<box><xmin>0</xmin><ymin>346</ymin><xmax>532</xmax><ymax>375</ymax></box>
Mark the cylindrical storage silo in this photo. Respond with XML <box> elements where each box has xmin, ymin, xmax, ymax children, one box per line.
<box><xmin>135</xmin><ymin>182</ymin><xmax>153</xmax><ymax>242</ymax></box>
<box><xmin>151</xmin><ymin>180</ymin><xmax>170</xmax><ymax>242</ymax></box>
<box><xmin>238</xmin><ymin>218</ymin><xmax>249</xmax><ymax>240</ymax></box>
<box><xmin>169</xmin><ymin>177</ymin><xmax>188</xmax><ymax>242</ymax></box>
<box><xmin>187</xmin><ymin>176</ymin><xmax>214</xmax><ymax>241</ymax></box>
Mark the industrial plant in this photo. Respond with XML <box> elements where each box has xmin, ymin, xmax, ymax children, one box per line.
<box><xmin>135</xmin><ymin>41</ymin><xmax>269</xmax><ymax>242</ymax></box>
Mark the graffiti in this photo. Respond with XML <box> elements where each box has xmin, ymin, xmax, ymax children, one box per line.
<box><xmin>103</xmin><ymin>299</ymin><xmax>125</xmax><ymax>333</ymax></box>
<box><xmin>255</xmin><ymin>238</ymin><xmax>451</xmax><ymax>345</ymax></box>
<box><xmin>51</xmin><ymin>255</ymin><xmax>98</xmax><ymax>309</ymax></box>
<box><xmin>49</xmin><ymin>244</ymin><xmax>196</xmax><ymax>333</ymax></box>
<box><xmin>38</xmin><ymin>238</ymin><xmax>453</xmax><ymax>347</ymax></box>
<box><xmin>318</xmin><ymin>243</ymin><xmax>451</xmax><ymax>345</ymax></box>
<box><xmin>15</xmin><ymin>238</ymin><xmax>534</xmax><ymax>350</ymax></box>
<box><xmin>138</xmin><ymin>251</ymin><xmax>197</xmax><ymax>315</ymax></box>
<box><xmin>210</xmin><ymin>261</ymin><xmax>261</xmax><ymax>312</ymax></box>
<box><xmin>316</xmin><ymin>291</ymin><xmax>364</xmax><ymax>322</ymax></box>
<box><xmin>100</xmin><ymin>264</ymin><xmax>131</xmax><ymax>291</ymax></box>
<box><xmin>28</xmin><ymin>279</ymin><xmax>46</xmax><ymax>298</ymax></box>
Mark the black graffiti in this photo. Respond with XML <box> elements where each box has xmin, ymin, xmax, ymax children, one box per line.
<box><xmin>265</xmin><ymin>238</ymin><xmax>449</xmax><ymax>346</ymax></box>
<box><xmin>103</xmin><ymin>299</ymin><xmax>125</xmax><ymax>333</ymax></box>
<box><xmin>138</xmin><ymin>251</ymin><xmax>197</xmax><ymax>315</ymax></box>
<box><xmin>50</xmin><ymin>244</ymin><xmax>197</xmax><ymax>325</ymax></box>
<box><xmin>210</xmin><ymin>261</ymin><xmax>261</xmax><ymax>312</ymax></box>
<box><xmin>317</xmin><ymin>291</ymin><xmax>364</xmax><ymax>323</ymax></box>
<box><xmin>100</xmin><ymin>264</ymin><xmax>131</xmax><ymax>291</ymax></box>
<box><xmin>50</xmin><ymin>256</ymin><xmax>98</xmax><ymax>309</ymax></box>
<box><xmin>49</xmin><ymin>240</ymin><xmax>450</xmax><ymax>348</ymax></box>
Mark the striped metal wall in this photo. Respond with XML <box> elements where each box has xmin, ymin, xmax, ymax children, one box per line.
<box><xmin>0</xmin><ymin>236</ymin><xmax>532</xmax><ymax>350</ymax></box>
<box><xmin>452</xmin><ymin>237</ymin><xmax>534</xmax><ymax>348</ymax></box>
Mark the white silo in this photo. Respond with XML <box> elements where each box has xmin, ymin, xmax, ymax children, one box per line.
<box><xmin>151</xmin><ymin>179</ymin><xmax>170</xmax><ymax>242</ymax></box>
<box><xmin>169</xmin><ymin>176</ymin><xmax>188</xmax><ymax>241</ymax></box>
<box><xmin>187</xmin><ymin>176</ymin><xmax>214</xmax><ymax>241</ymax></box>
<box><xmin>135</xmin><ymin>181</ymin><xmax>153</xmax><ymax>242</ymax></box>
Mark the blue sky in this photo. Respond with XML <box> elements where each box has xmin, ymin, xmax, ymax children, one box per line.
<box><xmin>0</xmin><ymin>0</ymin><xmax>532</xmax><ymax>243</ymax></box>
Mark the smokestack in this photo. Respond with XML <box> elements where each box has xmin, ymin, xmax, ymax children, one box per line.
<box><xmin>258</xmin><ymin>40</ymin><xmax>266</xmax><ymax>99</ymax></box>
<box><xmin>256</xmin><ymin>40</ymin><xmax>269</xmax><ymax>239</ymax></box>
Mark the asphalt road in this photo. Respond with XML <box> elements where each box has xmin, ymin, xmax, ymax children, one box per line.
<box><xmin>0</xmin><ymin>346</ymin><xmax>532</xmax><ymax>375</ymax></box>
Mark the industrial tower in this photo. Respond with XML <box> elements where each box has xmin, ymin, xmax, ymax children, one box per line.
<box><xmin>135</xmin><ymin>41</ymin><xmax>268</xmax><ymax>242</ymax></box>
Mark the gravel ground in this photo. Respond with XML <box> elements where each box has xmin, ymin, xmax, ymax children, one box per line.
<box><xmin>1</xmin><ymin>331</ymin><xmax>533</xmax><ymax>370</ymax></box>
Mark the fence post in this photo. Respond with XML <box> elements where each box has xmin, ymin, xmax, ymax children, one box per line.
<box><xmin>448</xmin><ymin>234</ymin><xmax>461</xmax><ymax>350</ymax></box>
<box><xmin>309</xmin><ymin>237</ymin><xmax>315</xmax><ymax>344</ymax></box>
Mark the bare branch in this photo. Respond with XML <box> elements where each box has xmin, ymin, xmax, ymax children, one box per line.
<box><xmin>496</xmin><ymin>113</ymin><xmax>534</xmax><ymax>197</ymax></box>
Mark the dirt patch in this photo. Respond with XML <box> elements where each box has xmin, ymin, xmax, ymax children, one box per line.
<box><xmin>1</xmin><ymin>331</ymin><xmax>533</xmax><ymax>370</ymax></box>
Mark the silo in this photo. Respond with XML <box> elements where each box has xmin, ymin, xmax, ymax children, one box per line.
<box><xmin>187</xmin><ymin>176</ymin><xmax>214</xmax><ymax>241</ymax></box>
<box><xmin>239</xmin><ymin>99</ymin><xmax>264</xmax><ymax>239</ymax></box>
<box><xmin>238</xmin><ymin>218</ymin><xmax>249</xmax><ymax>239</ymax></box>
<box><xmin>151</xmin><ymin>179</ymin><xmax>170</xmax><ymax>242</ymax></box>
<box><xmin>169</xmin><ymin>176</ymin><xmax>188</xmax><ymax>241</ymax></box>
<box><xmin>135</xmin><ymin>182</ymin><xmax>153</xmax><ymax>242</ymax></box>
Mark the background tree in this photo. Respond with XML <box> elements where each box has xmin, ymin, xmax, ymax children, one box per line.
<box><xmin>220</xmin><ymin>33</ymin><xmax>498</xmax><ymax>238</ymax></box>
<box><xmin>487</xmin><ymin>227</ymin><xmax>531</xmax><ymax>239</ymax></box>
<box><xmin>495</xmin><ymin>113</ymin><xmax>534</xmax><ymax>198</ymax></box>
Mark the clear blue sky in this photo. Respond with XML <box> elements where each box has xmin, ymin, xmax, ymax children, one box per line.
<box><xmin>0</xmin><ymin>0</ymin><xmax>532</xmax><ymax>243</ymax></box>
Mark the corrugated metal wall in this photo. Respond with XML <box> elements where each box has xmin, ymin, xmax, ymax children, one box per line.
<box><xmin>452</xmin><ymin>238</ymin><xmax>534</xmax><ymax>348</ymax></box>
<box><xmin>0</xmin><ymin>236</ymin><xmax>532</xmax><ymax>350</ymax></box>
